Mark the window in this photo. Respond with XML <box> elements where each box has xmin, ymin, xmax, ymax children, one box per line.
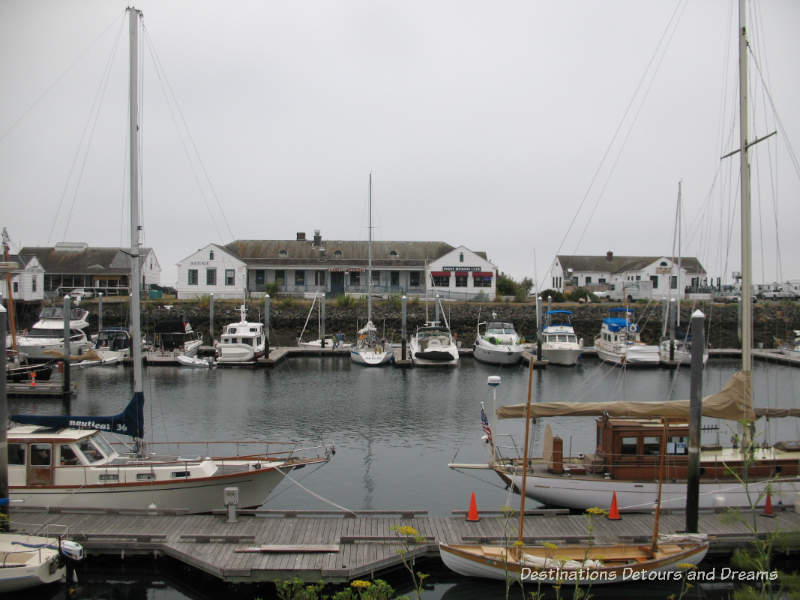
<box><xmin>372</xmin><ymin>271</ymin><xmax>380</xmax><ymax>285</ymax></box>
<box><xmin>391</xmin><ymin>271</ymin><xmax>399</xmax><ymax>287</ymax></box>
<box><xmin>31</xmin><ymin>443</ymin><xmax>51</xmax><ymax>466</ymax></box>
<box><xmin>474</xmin><ymin>275</ymin><xmax>492</xmax><ymax>288</ymax></box>
<box><xmin>32</xmin><ymin>277</ymin><xmax>37</xmax><ymax>292</ymax></box>
<box><xmin>660</xmin><ymin>261</ymin><xmax>668</xmax><ymax>267</ymax></box>
<box><xmin>390</xmin><ymin>250</ymin><xmax>398</xmax><ymax>257</ymax></box>
<box><xmin>455</xmin><ymin>274</ymin><xmax>468</xmax><ymax>287</ymax></box>
<box><xmin>315</xmin><ymin>270</ymin><xmax>326</xmax><ymax>286</ymax></box>
<box><xmin>432</xmin><ymin>275</ymin><xmax>449</xmax><ymax>287</ymax></box>
<box><xmin>643</xmin><ymin>436</ymin><xmax>662</xmax><ymax>456</ymax></box>
<box><xmin>206</xmin><ymin>268</ymin><xmax>217</xmax><ymax>286</ymax></box>
<box><xmin>334</xmin><ymin>250</ymin><xmax>343</xmax><ymax>257</ymax></box>
<box><xmin>8</xmin><ymin>443</ymin><xmax>24</xmax><ymax>465</ymax></box>
<box><xmin>209</xmin><ymin>250</ymin><xmax>215</xmax><ymax>260</ymax></box>
<box><xmin>459</xmin><ymin>253</ymin><xmax>464</xmax><ymax>263</ymax></box>
<box><xmin>78</xmin><ymin>440</ymin><xmax>104</xmax><ymax>463</ymax></box>
<box><xmin>225</xmin><ymin>269</ymin><xmax>235</xmax><ymax>286</ymax></box>
<box><xmin>671</xmin><ymin>276</ymin><xmax>678</xmax><ymax>289</ymax></box>
<box><xmin>585</xmin><ymin>276</ymin><xmax>592</xmax><ymax>285</ymax></box>
<box><xmin>12</xmin><ymin>281</ymin><xmax>18</xmax><ymax>293</ymax></box>
<box><xmin>350</xmin><ymin>272</ymin><xmax>361</xmax><ymax>286</ymax></box>
<box><xmin>188</xmin><ymin>269</ymin><xmax>198</xmax><ymax>285</ymax></box>
<box><xmin>598</xmin><ymin>278</ymin><xmax>606</xmax><ymax>284</ymax></box>
<box><xmin>668</xmin><ymin>436</ymin><xmax>688</xmax><ymax>455</ymax></box>
<box><xmin>650</xmin><ymin>275</ymin><xmax>658</xmax><ymax>289</ymax></box>
<box><xmin>255</xmin><ymin>270</ymin><xmax>265</xmax><ymax>286</ymax></box>
<box><xmin>410</xmin><ymin>272</ymin><xmax>421</xmax><ymax>287</ymax></box>
<box><xmin>279</xmin><ymin>249</ymin><xmax>288</xmax><ymax>257</ymax></box>
<box><xmin>620</xmin><ymin>437</ymin><xmax>638</xmax><ymax>455</ymax></box>
<box><xmin>275</xmin><ymin>270</ymin><xmax>285</xmax><ymax>285</ymax></box>
<box><xmin>60</xmin><ymin>445</ymin><xmax>80</xmax><ymax>465</ymax></box>
<box><xmin>295</xmin><ymin>270</ymin><xmax>305</xmax><ymax>286</ymax></box>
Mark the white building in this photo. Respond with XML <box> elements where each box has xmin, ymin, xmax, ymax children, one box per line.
<box><xmin>176</xmin><ymin>232</ymin><xmax>497</xmax><ymax>301</ymax></box>
<box><xmin>551</xmin><ymin>253</ymin><xmax>707</xmax><ymax>301</ymax></box>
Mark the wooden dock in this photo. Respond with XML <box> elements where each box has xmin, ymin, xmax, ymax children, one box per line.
<box><xmin>10</xmin><ymin>506</ymin><xmax>800</xmax><ymax>584</ymax></box>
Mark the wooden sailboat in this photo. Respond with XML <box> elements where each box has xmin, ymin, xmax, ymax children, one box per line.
<box><xmin>440</xmin><ymin>359</ymin><xmax>709</xmax><ymax>584</ymax></box>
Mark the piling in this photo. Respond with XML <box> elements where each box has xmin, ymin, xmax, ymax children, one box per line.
<box><xmin>686</xmin><ymin>309</ymin><xmax>705</xmax><ymax>532</ymax></box>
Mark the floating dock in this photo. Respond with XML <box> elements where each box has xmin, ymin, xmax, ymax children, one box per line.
<box><xmin>11</xmin><ymin>506</ymin><xmax>800</xmax><ymax>584</ymax></box>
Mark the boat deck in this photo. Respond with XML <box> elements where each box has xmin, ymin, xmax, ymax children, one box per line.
<box><xmin>10</xmin><ymin>506</ymin><xmax>800</xmax><ymax>584</ymax></box>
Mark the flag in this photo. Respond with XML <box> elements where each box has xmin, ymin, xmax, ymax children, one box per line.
<box><xmin>480</xmin><ymin>402</ymin><xmax>493</xmax><ymax>445</ymax></box>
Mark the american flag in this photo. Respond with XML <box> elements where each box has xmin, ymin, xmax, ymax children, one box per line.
<box><xmin>480</xmin><ymin>402</ymin><xmax>493</xmax><ymax>445</ymax></box>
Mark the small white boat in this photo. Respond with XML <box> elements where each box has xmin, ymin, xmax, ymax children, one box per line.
<box><xmin>410</xmin><ymin>322</ymin><xmax>459</xmax><ymax>366</ymax></box>
<box><xmin>299</xmin><ymin>336</ymin><xmax>351</xmax><ymax>351</ymax></box>
<box><xmin>16</xmin><ymin>306</ymin><xmax>91</xmax><ymax>360</ymax></box>
<box><xmin>779</xmin><ymin>330</ymin><xmax>800</xmax><ymax>358</ymax></box>
<box><xmin>351</xmin><ymin>320</ymin><xmax>394</xmax><ymax>366</ymax></box>
<box><xmin>541</xmin><ymin>310</ymin><xmax>583</xmax><ymax>366</ymax></box>
<box><xmin>176</xmin><ymin>354</ymin><xmax>215</xmax><ymax>368</ymax></box>
<box><xmin>216</xmin><ymin>304</ymin><xmax>265</xmax><ymax>363</ymax></box>
<box><xmin>659</xmin><ymin>337</ymin><xmax>709</xmax><ymax>365</ymax></box>
<box><xmin>594</xmin><ymin>308</ymin><xmax>659</xmax><ymax>366</ymax></box>
<box><xmin>0</xmin><ymin>532</ymin><xmax>84</xmax><ymax>593</ymax></box>
<box><xmin>473</xmin><ymin>316</ymin><xmax>523</xmax><ymax>365</ymax></box>
<box><xmin>92</xmin><ymin>327</ymin><xmax>132</xmax><ymax>362</ymax></box>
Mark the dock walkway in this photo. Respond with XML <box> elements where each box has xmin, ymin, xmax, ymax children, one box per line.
<box><xmin>11</xmin><ymin>507</ymin><xmax>800</xmax><ymax>584</ymax></box>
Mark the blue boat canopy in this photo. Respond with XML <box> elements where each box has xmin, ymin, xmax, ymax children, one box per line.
<box><xmin>608</xmin><ymin>307</ymin><xmax>635</xmax><ymax>313</ymax></box>
<box><xmin>603</xmin><ymin>317</ymin><xmax>639</xmax><ymax>333</ymax></box>
<box><xmin>546</xmin><ymin>310</ymin><xmax>573</xmax><ymax>315</ymax></box>
<box><xmin>12</xmin><ymin>392</ymin><xmax>145</xmax><ymax>439</ymax></box>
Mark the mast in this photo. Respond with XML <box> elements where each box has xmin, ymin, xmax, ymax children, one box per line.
<box><xmin>676</xmin><ymin>181</ymin><xmax>682</xmax><ymax>328</ymax></box>
<box><xmin>738</xmin><ymin>0</ymin><xmax>752</xmax><ymax>394</ymax></box>
<box><xmin>1</xmin><ymin>229</ymin><xmax>17</xmax><ymax>351</ymax></box>
<box><xmin>517</xmin><ymin>357</ymin><xmax>534</xmax><ymax>546</ymax></box>
<box><xmin>367</xmin><ymin>173</ymin><xmax>373</xmax><ymax>323</ymax></box>
<box><xmin>128</xmin><ymin>7</ymin><xmax>144</xmax><ymax>404</ymax></box>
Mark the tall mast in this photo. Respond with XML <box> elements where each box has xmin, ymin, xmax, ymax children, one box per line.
<box><xmin>128</xmin><ymin>7</ymin><xmax>143</xmax><ymax>397</ymax></box>
<box><xmin>738</xmin><ymin>0</ymin><xmax>752</xmax><ymax>394</ymax></box>
<box><xmin>367</xmin><ymin>173</ymin><xmax>373</xmax><ymax>322</ymax></box>
<box><xmin>2</xmin><ymin>228</ymin><xmax>17</xmax><ymax>351</ymax></box>
<box><xmin>676</xmin><ymin>181</ymin><xmax>682</xmax><ymax>328</ymax></box>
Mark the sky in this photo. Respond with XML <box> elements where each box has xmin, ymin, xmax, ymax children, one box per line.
<box><xmin>1</xmin><ymin>0</ymin><xmax>799</xmax><ymax>290</ymax></box>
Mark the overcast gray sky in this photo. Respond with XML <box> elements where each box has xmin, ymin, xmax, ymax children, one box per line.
<box><xmin>2</xmin><ymin>0</ymin><xmax>798</xmax><ymax>289</ymax></box>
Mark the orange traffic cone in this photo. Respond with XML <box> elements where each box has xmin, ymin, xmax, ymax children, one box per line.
<box><xmin>466</xmin><ymin>492</ymin><xmax>480</xmax><ymax>522</ymax></box>
<box><xmin>762</xmin><ymin>492</ymin><xmax>775</xmax><ymax>517</ymax></box>
<box><xmin>30</xmin><ymin>370</ymin><xmax>37</xmax><ymax>387</ymax></box>
<box><xmin>607</xmin><ymin>491</ymin><xmax>621</xmax><ymax>520</ymax></box>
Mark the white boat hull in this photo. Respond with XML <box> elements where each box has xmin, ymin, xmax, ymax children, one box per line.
<box><xmin>16</xmin><ymin>338</ymin><xmax>90</xmax><ymax>360</ymax></box>
<box><xmin>659</xmin><ymin>341</ymin><xmax>709</xmax><ymax>365</ymax></box>
<box><xmin>473</xmin><ymin>341</ymin><xmax>523</xmax><ymax>365</ymax></box>
<box><xmin>595</xmin><ymin>340</ymin><xmax>660</xmax><ymax>366</ymax></box>
<box><xmin>541</xmin><ymin>347</ymin><xmax>582</xmax><ymax>366</ymax></box>
<box><xmin>217</xmin><ymin>343</ymin><xmax>262</xmax><ymax>363</ymax></box>
<box><xmin>11</xmin><ymin>463</ymin><xmax>292</xmax><ymax>512</ymax></box>
<box><xmin>350</xmin><ymin>348</ymin><xmax>394</xmax><ymax>366</ymax></box>
<box><xmin>504</xmin><ymin>471</ymin><xmax>800</xmax><ymax>511</ymax></box>
<box><xmin>439</xmin><ymin>542</ymin><xmax>708</xmax><ymax>585</ymax></box>
<box><xmin>0</xmin><ymin>533</ymin><xmax>65</xmax><ymax>593</ymax></box>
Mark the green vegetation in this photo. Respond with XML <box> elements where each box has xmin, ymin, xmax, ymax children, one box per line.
<box><xmin>537</xmin><ymin>289</ymin><xmax>565</xmax><ymax>303</ymax></box>
<box><xmin>496</xmin><ymin>272</ymin><xmax>533</xmax><ymax>302</ymax></box>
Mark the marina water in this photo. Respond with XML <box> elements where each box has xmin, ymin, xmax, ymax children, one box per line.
<box><xmin>11</xmin><ymin>356</ymin><xmax>800</xmax><ymax>599</ymax></box>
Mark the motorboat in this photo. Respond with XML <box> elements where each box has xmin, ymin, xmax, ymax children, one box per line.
<box><xmin>145</xmin><ymin>318</ymin><xmax>202</xmax><ymax>364</ymax></box>
<box><xmin>472</xmin><ymin>316</ymin><xmax>523</xmax><ymax>365</ymax></box>
<box><xmin>216</xmin><ymin>304</ymin><xmax>266</xmax><ymax>363</ymax></box>
<box><xmin>540</xmin><ymin>310</ymin><xmax>583</xmax><ymax>366</ymax></box>
<box><xmin>15</xmin><ymin>305</ymin><xmax>91</xmax><ymax>360</ymax></box>
<box><xmin>92</xmin><ymin>326</ymin><xmax>132</xmax><ymax>362</ymax></box>
<box><xmin>778</xmin><ymin>330</ymin><xmax>800</xmax><ymax>358</ymax></box>
<box><xmin>410</xmin><ymin>321</ymin><xmax>459</xmax><ymax>367</ymax></box>
<box><xmin>594</xmin><ymin>307</ymin><xmax>659</xmax><ymax>366</ymax></box>
<box><xmin>0</xmin><ymin>532</ymin><xmax>84</xmax><ymax>593</ymax></box>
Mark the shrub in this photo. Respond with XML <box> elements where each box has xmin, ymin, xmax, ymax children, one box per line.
<box><xmin>537</xmin><ymin>289</ymin><xmax>565</xmax><ymax>302</ymax></box>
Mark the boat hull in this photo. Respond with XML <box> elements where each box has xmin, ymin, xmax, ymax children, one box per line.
<box><xmin>10</xmin><ymin>463</ymin><xmax>295</xmax><ymax>513</ymax></box>
<box><xmin>439</xmin><ymin>541</ymin><xmax>708</xmax><ymax>584</ymax></box>
<box><xmin>411</xmin><ymin>348</ymin><xmax>459</xmax><ymax>366</ymax></box>
<box><xmin>473</xmin><ymin>342</ymin><xmax>523</xmax><ymax>365</ymax></box>
<box><xmin>541</xmin><ymin>347</ymin><xmax>582</xmax><ymax>366</ymax></box>
<box><xmin>0</xmin><ymin>533</ymin><xmax>65</xmax><ymax>593</ymax></box>
<box><xmin>350</xmin><ymin>348</ymin><xmax>394</xmax><ymax>366</ymax></box>
<box><xmin>595</xmin><ymin>341</ymin><xmax>660</xmax><ymax>366</ymax></box>
<box><xmin>658</xmin><ymin>341</ymin><xmax>709</xmax><ymax>365</ymax></box>
<box><xmin>501</xmin><ymin>470</ymin><xmax>800</xmax><ymax>511</ymax></box>
<box><xmin>16</xmin><ymin>338</ymin><xmax>90</xmax><ymax>360</ymax></box>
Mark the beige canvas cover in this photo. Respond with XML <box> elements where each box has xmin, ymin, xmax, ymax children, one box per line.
<box><xmin>496</xmin><ymin>371</ymin><xmax>756</xmax><ymax>421</ymax></box>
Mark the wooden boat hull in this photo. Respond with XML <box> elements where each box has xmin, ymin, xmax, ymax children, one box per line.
<box><xmin>501</xmin><ymin>470</ymin><xmax>800</xmax><ymax>511</ymax></box>
<box><xmin>439</xmin><ymin>541</ymin><xmax>708</xmax><ymax>584</ymax></box>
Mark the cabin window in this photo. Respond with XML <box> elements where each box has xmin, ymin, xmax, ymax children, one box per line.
<box><xmin>30</xmin><ymin>444</ymin><xmax>51</xmax><ymax>466</ymax></box>
<box><xmin>620</xmin><ymin>437</ymin><xmax>638</xmax><ymax>455</ymax></box>
<box><xmin>206</xmin><ymin>268</ymin><xmax>217</xmax><ymax>286</ymax></box>
<box><xmin>643</xmin><ymin>436</ymin><xmax>662</xmax><ymax>456</ymax></box>
<box><xmin>172</xmin><ymin>471</ymin><xmax>191</xmax><ymax>478</ymax></box>
<box><xmin>60</xmin><ymin>445</ymin><xmax>80</xmax><ymax>466</ymax></box>
<box><xmin>225</xmin><ymin>269</ymin><xmax>235</xmax><ymax>286</ymax></box>
<box><xmin>79</xmin><ymin>440</ymin><xmax>105</xmax><ymax>463</ymax></box>
<box><xmin>188</xmin><ymin>269</ymin><xmax>198</xmax><ymax>285</ymax></box>
<box><xmin>99</xmin><ymin>473</ymin><xmax>119</xmax><ymax>482</ymax></box>
<box><xmin>410</xmin><ymin>272</ymin><xmax>421</xmax><ymax>287</ymax></box>
<box><xmin>295</xmin><ymin>271</ymin><xmax>305</xmax><ymax>286</ymax></box>
<box><xmin>137</xmin><ymin>473</ymin><xmax>156</xmax><ymax>481</ymax></box>
<box><xmin>8</xmin><ymin>443</ymin><xmax>24</xmax><ymax>465</ymax></box>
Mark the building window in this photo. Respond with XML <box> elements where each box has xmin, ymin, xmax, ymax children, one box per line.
<box><xmin>455</xmin><ymin>274</ymin><xmax>468</xmax><ymax>287</ymax></box>
<box><xmin>209</xmin><ymin>250</ymin><xmax>215</xmax><ymax>260</ymax></box>
<box><xmin>275</xmin><ymin>270</ymin><xmax>285</xmax><ymax>285</ymax></box>
<box><xmin>598</xmin><ymin>278</ymin><xmax>606</xmax><ymax>284</ymax></box>
<box><xmin>635</xmin><ymin>275</ymin><xmax>641</xmax><ymax>281</ymax></box>
<box><xmin>225</xmin><ymin>269</ymin><xmax>235</xmax><ymax>286</ymax></box>
<box><xmin>585</xmin><ymin>276</ymin><xmax>592</xmax><ymax>285</ymax></box>
<box><xmin>432</xmin><ymin>275</ymin><xmax>449</xmax><ymax>287</ymax></box>
<box><xmin>350</xmin><ymin>272</ymin><xmax>361</xmax><ymax>286</ymax></box>
<box><xmin>32</xmin><ymin>277</ymin><xmax>37</xmax><ymax>292</ymax></box>
<box><xmin>12</xmin><ymin>281</ymin><xmax>18</xmax><ymax>293</ymax></box>
<box><xmin>390</xmin><ymin>250</ymin><xmax>398</xmax><ymax>258</ymax></box>
<box><xmin>671</xmin><ymin>276</ymin><xmax>678</xmax><ymax>289</ymax></box>
<box><xmin>334</xmin><ymin>250</ymin><xmax>343</xmax><ymax>257</ymax></box>
<box><xmin>206</xmin><ymin>268</ymin><xmax>217</xmax><ymax>286</ymax></box>
<box><xmin>279</xmin><ymin>249</ymin><xmax>288</xmax><ymax>257</ymax></box>
<box><xmin>660</xmin><ymin>261</ymin><xmax>668</xmax><ymax>267</ymax></box>
<box><xmin>650</xmin><ymin>275</ymin><xmax>658</xmax><ymax>289</ymax></box>
<box><xmin>391</xmin><ymin>271</ymin><xmax>399</xmax><ymax>287</ymax></box>
<box><xmin>474</xmin><ymin>275</ymin><xmax>492</xmax><ymax>288</ymax></box>
<box><xmin>188</xmin><ymin>269</ymin><xmax>198</xmax><ymax>285</ymax></box>
<box><xmin>459</xmin><ymin>252</ymin><xmax>464</xmax><ymax>263</ymax></box>
<box><xmin>410</xmin><ymin>272</ymin><xmax>421</xmax><ymax>287</ymax></box>
<box><xmin>255</xmin><ymin>270</ymin><xmax>265</xmax><ymax>286</ymax></box>
<box><xmin>371</xmin><ymin>271</ymin><xmax>380</xmax><ymax>285</ymax></box>
<box><xmin>315</xmin><ymin>271</ymin><xmax>326</xmax><ymax>286</ymax></box>
<box><xmin>295</xmin><ymin>270</ymin><xmax>305</xmax><ymax>286</ymax></box>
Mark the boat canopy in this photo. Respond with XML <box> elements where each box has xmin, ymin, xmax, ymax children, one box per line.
<box><xmin>12</xmin><ymin>392</ymin><xmax>145</xmax><ymax>438</ymax></box>
<box><xmin>608</xmin><ymin>307</ymin><xmax>634</xmax><ymax>313</ymax></box>
<box><xmin>546</xmin><ymin>310</ymin><xmax>573</xmax><ymax>315</ymax></box>
<box><xmin>493</xmin><ymin>372</ymin><xmax>795</xmax><ymax>422</ymax></box>
<box><xmin>603</xmin><ymin>317</ymin><xmax>635</xmax><ymax>332</ymax></box>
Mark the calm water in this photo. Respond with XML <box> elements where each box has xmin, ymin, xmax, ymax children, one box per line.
<box><xmin>9</xmin><ymin>356</ymin><xmax>800</xmax><ymax>599</ymax></box>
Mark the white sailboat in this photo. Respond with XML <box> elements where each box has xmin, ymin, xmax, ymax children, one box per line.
<box><xmin>298</xmin><ymin>294</ymin><xmax>351</xmax><ymax>350</ymax></box>
<box><xmin>487</xmin><ymin>0</ymin><xmax>800</xmax><ymax>512</ymax></box>
<box><xmin>7</xmin><ymin>7</ymin><xmax>331</xmax><ymax>513</ymax></box>
<box><xmin>351</xmin><ymin>174</ymin><xmax>394</xmax><ymax>366</ymax></box>
<box><xmin>409</xmin><ymin>297</ymin><xmax>459</xmax><ymax>366</ymax></box>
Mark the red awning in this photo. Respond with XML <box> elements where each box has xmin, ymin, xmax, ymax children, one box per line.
<box><xmin>431</xmin><ymin>271</ymin><xmax>450</xmax><ymax>277</ymax></box>
<box><xmin>454</xmin><ymin>271</ymin><xmax>468</xmax><ymax>276</ymax></box>
<box><xmin>473</xmin><ymin>272</ymin><xmax>493</xmax><ymax>277</ymax></box>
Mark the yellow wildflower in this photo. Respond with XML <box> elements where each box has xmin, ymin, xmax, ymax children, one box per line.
<box><xmin>351</xmin><ymin>580</ymin><xmax>372</xmax><ymax>588</ymax></box>
<box><xmin>585</xmin><ymin>507</ymin><xmax>607</xmax><ymax>516</ymax></box>
<box><xmin>543</xmin><ymin>542</ymin><xmax>558</xmax><ymax>550</ymax></box>
<box><xmin>392</xmin><ymin>525</ymin><xmax>419</xmax><ymax>537</ymax></box>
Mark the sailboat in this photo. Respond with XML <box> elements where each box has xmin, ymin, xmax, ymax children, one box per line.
<box><xmin>6</xmin><ymin>7</ymin><xmax>331</xmax><ymax>513</ymax></box>
<box><xmin>298</xmin><ymin>294</ymin><xmax>351</xmax><ymax>350</ymax></box>
<box><xmin>350</xmin><ymin>174</ymin><xmax>394</xmax><ymax>366</ymax></box>
<box><xmin>485</xmin><ymin>0</ymin><xmax>800</xmax><ymax>512</ymax></box>
<box><xmin>440</xmin><ymin>360</ymin><xmax>708</xmax><ymax>584</ymax></box>
<box><xmin>409</xmin><ymin>297</ymin><xmax>459</xmax><ymax>366</ymax></box>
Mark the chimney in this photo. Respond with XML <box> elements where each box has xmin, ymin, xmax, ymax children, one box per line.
<box><xmin>606</xmin><ymin>251</ymin><xmax>614</xmax><ymax>262</ymax></box>
<box><xmin>296</xmin><ymin>232</ymin><xmax>306</xmax><ymax>241</ymax></box>
<box><xmin>313</xmin><ymin>229</ymin><xmax>322</xmax><ymax>247</ymax></box>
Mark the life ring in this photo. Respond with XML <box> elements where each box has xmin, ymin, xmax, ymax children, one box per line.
<box><xmin>628</xmin><ymin>324</ymin><xmax>637</xmax><ymax>333</ymax></box>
